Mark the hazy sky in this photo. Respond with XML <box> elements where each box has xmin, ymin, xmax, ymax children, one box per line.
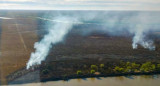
<box><xmin>0</xmin><ymin>0</ymin><xmax>160</xmax><ymax>10</ymax></box>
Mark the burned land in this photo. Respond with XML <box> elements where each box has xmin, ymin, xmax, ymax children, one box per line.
<box><xmin>6</xmin><ymin>30</ymin><xmax>160</xmax><ymax>83</ymax></box>
<box><xmin>0</xmin><ymin>10</ymin><xmax>160</xmax><ymax>84</ymax></box>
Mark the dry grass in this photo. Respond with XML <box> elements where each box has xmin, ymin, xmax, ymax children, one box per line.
<box><xmin>0</xmin><ymin>17</ymin><xmax>38</xmax><ymax>84</ymax></box>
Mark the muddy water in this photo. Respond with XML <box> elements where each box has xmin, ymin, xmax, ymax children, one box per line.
<box><xmin>5</xmin><ymin>75</ymin><xmax>160</xmax><ymax>86</ymax></box>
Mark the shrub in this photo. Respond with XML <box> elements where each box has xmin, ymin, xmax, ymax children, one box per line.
<box><xmin>91</xmin><ymin>65</ymin><xmax>98</xmax><ymax>71</ymax></box>
<box><xmin>126</xmin><ymin>62</ymin><xmax>131</xmax><ymax>67</ymax></box>
<box><xmin>125</xmin><ymin>66</ymin><xmax>131</xmax><ymax>72</ymax></box>
<box><xmin>151</xmin><ymin>64</ymin><xmax>156</xmax><ymax>71</ymax></box>
<box><xmin>131</xmin><ymin>63</ymin><xmax>140</xmax><ymax>68</ymax></box>
<box><xmin>131</xmin><ymin>62</ymin><xmax>140</xmax><ymax>72</ymax></box>
<box><xmin>157</xmin><ymin>64</ymin><xmax>160</xmax><ymax>71</ymax></box>
<box><xmin>100</xmin><ymin>64</ymin><xmax>104</xmax><ymax>68</ymax></box>
<box><xmin>140</xmin><ymin>62</ymin><xmax>155</xmax><ymax>72</ymax></box>
<box><xmin>77</xmin><ymin>70</ymin><xmax>82</xmax><ymax>75</ymax></box>
<box><xmin>114</xmin><ymin>66</ymin><xmax>124</xmax><ymax>73</ymax></box>
<box><xmin>90</xmin><ymin>69</ymin><xmax>95</xmax><ymax>74</ymax></box>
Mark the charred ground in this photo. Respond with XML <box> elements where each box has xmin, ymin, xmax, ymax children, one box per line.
<box><xmin>6</xmin><ymin>30</ymin><xmax>160</xmax><ymax>84</ymax></box>
<box><xmin>1</xmin><ymin>10</ymin><xmax>160</xmax><ymax>84</ymax></box>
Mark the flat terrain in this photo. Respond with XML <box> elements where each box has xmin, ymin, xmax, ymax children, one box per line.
<box><xmin>0</xmin><ymin>10</ymin><xmax>160</xmax><ymax>85</ymax></box>
<box><xmin>0</xmin><ymin>11</ymin><xmax>39</xmax><ymax>84</ymax></box>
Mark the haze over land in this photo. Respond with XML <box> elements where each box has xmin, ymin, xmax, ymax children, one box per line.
<box><xmin>0</xmin><ymin>10</ymin><xmax>160</xmax><ymax>85</ymax></box>
<box><xmin>26</xmin><ymin>11</ymin><xmax>160</xmax><ymax>69</ymax></box>
<box><xmin>0</xmin><ymin>0</ymin><xmax>160</xmax><ymax>85</ymax></box>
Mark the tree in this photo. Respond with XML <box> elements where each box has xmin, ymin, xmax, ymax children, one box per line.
<box><xmin>90</xmin><ymin>69</ymin><xmax>95</xmax><ymax>74</ymax></box>
<box><xmin>99</xmin><ymin>64</ymin><xmax>105</xmax><ymax>73</ymax></box>
<box><xmin>131</xmin><ymin>63</ymin><xmax>140</xmax><ymax>68</ymax></box>
<box><xmin>131</xmin><ymin>62</ymin><xmax>140</xmax><ymax>72</ymax></box>
<box><xmin>151</xmin><ymin>64</ymin><xmax>156</xmax><ymax>71</ymax></box>
<box><xmin>140</xmin><ymin>62</ymin><xmax>155</xmax><ymax>72</ymax></box>
<box><xmin>91</xmin><ymin>65</ymin><xmax>98</xmax><ymax>71</ymax></box>
<box><xmin>77</xmin><ymin>70</ymin><xmax>82</xmax><ymax>75</ymax></box>
<box><xmin>126</xmin><ymin>62</ymin><xmax>131</xmax><ymax>67</ymax></box>
<box><xmin>125</xmin><ymin>66</ymin><xmax>131</xmax><ymax>72</ymax></box>
<box><xmin>100</xmin><ymin>64</ymin><xmax>104</xmax><ymax>68</ymax></box>
<box><xmin>157</xmin><ymin>64</ymin><xmax>160</xmax><ymax>71</ymax></box>
<box><xmin>114</xmin><ymin>66</ymin><xmax>124</xmax><ymax>73</ymax></box>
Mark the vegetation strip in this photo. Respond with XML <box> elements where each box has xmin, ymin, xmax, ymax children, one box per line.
<box><xmin>40</xmin><ymin>61</ymin><xmax>160</xmax><ymax>82</ymax></box>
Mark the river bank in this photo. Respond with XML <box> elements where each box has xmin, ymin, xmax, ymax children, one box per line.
<box><xmin>6</xmin><ymin>74</ymin><xmax>160</xmax><ymax>86</ymax></box>
<box><xmin>41</xmin><ymin>71</ymin><xmax>160</xmax><ymax>82</ymax></box>
<box><xmin>6</xmin><ymin>57</ymin><xmax>160</xmax><ymax>84</ymax></box>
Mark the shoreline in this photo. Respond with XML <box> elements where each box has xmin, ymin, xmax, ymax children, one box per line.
<box><xmin>41</xmin><ymin>72</ymin><xmax>160</xmax><ymax>82</ymax></box>
<box><xmin>7</xmin><ymin>61</ymin><xmax>160</xmax><ymax>84</ymax></box>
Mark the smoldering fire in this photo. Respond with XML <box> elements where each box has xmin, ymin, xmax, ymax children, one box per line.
<box><xmin>26</xmin><ymin>11</ymin><xmax>160</xmax><ymax>69</ymax></box>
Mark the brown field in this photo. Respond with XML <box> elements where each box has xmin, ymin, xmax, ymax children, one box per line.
<box><xmin>0</xmin><ymin>12</ymin><xmax>39</xmax><ymax>84</ymax></box>
<box><xmin>0</xmin><ymin>11</ymin><xmax>160</xmax><ymax>85</ymax></box>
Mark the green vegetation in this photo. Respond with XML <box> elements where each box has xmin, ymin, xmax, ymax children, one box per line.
<box><xmin>91</xmin><ymin>65</ymin><xmax>98</xmax><ymax>71</ymax></box>
<box><xmin>77</xmin><ymin>70</ymin><xmax>82</xmax><ymax>75</ymax></box>
<box><xmin>99</xmin><ymin>64</ymin><xmax>105</xmax><ymax>73</ymax></box>
<box><xmin>75</xmin><ymin>61</ymin><xmax>160</xmax><ymax>75</ymax></box>
<box><xmin>113</xmin><ymin>61</ymin><xmax>158</xmax><ymax>73</ymax></box>
<box><xmin>131</xmin><ymin>62</ymin><xmax>140</xmax><ymax>72</ymax></box>
<box><xmin>114</xmin><ymin>66</ymin><xmax>124</xmax><ymax>73</ymax></box>
<box><xmin>100</xmin><ymin>64</ymin><xmax>104</xmax><ymax>68</ymax></box>
<box><xmin>90</xmin><ymin>69</ymin><xmax>96</xmax><ymax>74</ymax></box>
<box><xmin>76</xmin><ymin>61</ymin><xmax>160</xmax><ymax>75</ymax></box>
<box><xmin>157</xmin><ymin>64</ymin><xmax>160</xmax><ymax>71</ymax></box>
<box><xmin>42</xmin><ymin>61</ymin><xmax>160</xmax><ymax>79</ymax></box>
<box><xmin>140</xmin><ymin>62</ymin><xmax>155</xmax><ymax>72</ymax></box>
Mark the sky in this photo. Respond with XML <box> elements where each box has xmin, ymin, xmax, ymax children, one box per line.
<box><xmin>0</xmin><ymin>0</ymin><xmax>160</xmax><ymax>10</ymax></box>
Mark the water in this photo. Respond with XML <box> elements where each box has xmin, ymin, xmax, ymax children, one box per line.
<box><xmin>5</xmin><ymin>75</ymin><xmax>160</xmax><ymax>86</ymax></box>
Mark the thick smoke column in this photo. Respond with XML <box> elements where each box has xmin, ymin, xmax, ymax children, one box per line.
<box><xmin>26</xmin><ymin>11</ymin><xmax>160</xmax><ymax>69</ymax></box>
<box><xmin>26</xmin><ymin>16</ymin><xmax>80</xmax><ymax>69</ymax></box>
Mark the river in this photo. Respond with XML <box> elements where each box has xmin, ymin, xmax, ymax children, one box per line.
<box><xmin>5</xmin><ymin>75</ymin><xmax>160</xmax><ymax>86</ymax></box>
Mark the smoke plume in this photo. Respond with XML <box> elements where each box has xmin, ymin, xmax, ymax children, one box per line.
<box><xmin>26</xmin><ymin>11</ymin><xmax>160</xmax><ymax>69</ymax></box>
<box><xmin>0</xmin><ymin>17</ymin><xmax>13</xmax><ymax>19</ymax></box>
<box><xmin>26</xmin><ymin>16</ymin><xmax>80</xmax><ymax>69</ymax></box>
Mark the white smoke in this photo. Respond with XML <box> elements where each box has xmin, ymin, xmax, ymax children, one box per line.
<box><xmin>0</xmin><ymin>17</ymin><xmax>13</xmax><ymax>19</ymax></box>
<box><xmin>130</xmin><ymin>13</ymin><xmax>158</xmax><ymax>50</ymax></box>
<box><xmin>26</xmin><ymin>16</ymin><xmax>80</xmax><ymax>69</ymax></box>
<box><xmin>132</xmin><ymin>25</ymin><xmax>155</xmax><ymax>50</ymax></box>
<box><xmin>26</xmin><ymin>11</ymin><xmax>160</xmax><ymax>69</ymax></box>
